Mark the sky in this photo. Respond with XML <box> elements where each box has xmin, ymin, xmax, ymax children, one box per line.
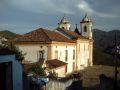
<box><xmin>0</xmin><ymin>0</ymin><xmax>120</xmax><ymax>34</ymax></box>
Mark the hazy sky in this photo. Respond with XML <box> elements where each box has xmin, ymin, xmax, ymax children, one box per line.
<box><xmin>0</xmin><ymin>0</ymin><xmax>120</xmax><ymax>34</ymax></box>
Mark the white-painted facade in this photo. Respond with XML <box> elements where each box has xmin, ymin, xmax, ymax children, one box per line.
<box><xmin>51</xmin><ymin>44</ymin><xmax>76</xmax><ymax>73</ymax></box>
<box><xmin>16</xmin><ymin>40</ymin><xmax>92</xmax><ymax>77</ymax></box>
<box><xmin>18</xmin><ymin>44</ymin><xmax>48</xmax><ymax>63</ymax></box>
<box><xmin>81</xmin><ymin>22</ymin><xmax>92</xmax><ymax>39</ymax></box>
<box><xmin>80</xmin><ymin>14</ymin><xmax>93</xmax><ymax>39</ymax></box>
<box><xmin>15</xmin><ymin>14</ymin><xmax>93</xmax><ymax>77</ymax></box>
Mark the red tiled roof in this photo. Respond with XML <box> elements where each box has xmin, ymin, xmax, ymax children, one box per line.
<box><xmin>56</xmin><ymin>28</ymin><xmax>86</xmax><ymax>40</ymax></box>
<box><xmin>14</xmin><ymin>28</ymin><xmax>74</xmax><ymax>43</ymax></box>
<box><xmin>46</xmin><ymin>59</ymin><xmax>67</xmax><ymax>69</ymax></box>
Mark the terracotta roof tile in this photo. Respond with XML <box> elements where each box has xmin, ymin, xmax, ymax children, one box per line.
<box><xmin>14</xmin><ymin>28</ymin><xmax>74</xmax><ymax>43</ymax></box>
<box><xmin>46</xmin><ymin>59</ymin><xmax>67</xmax><ymax>69</ymax></box>
<box><xmin>56</xmin><ymin>28</ymin><xmax>86</xmax><ymax>39</ymax></box>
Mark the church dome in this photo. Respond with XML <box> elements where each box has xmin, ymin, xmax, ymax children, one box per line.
<box><xmin>81</xmin><ymin>13</ymin><xmax>91</xmax><ymax>23</ymax></box>
<box><xmin>58</xmin><ymin>15</ymin><xmax>71</xmax><ymax>30</ymax></box>
<box><xmin>60</xmin><ymin>15</ymin><xmax>69</xmax><ymax>24</ymax></box>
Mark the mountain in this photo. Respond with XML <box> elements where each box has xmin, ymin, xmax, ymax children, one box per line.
<box><xmin>93</xmin><ymin>29</ymin><xmax>120</xmax><ymax>66</ymax></box>
<box><xmin>0</xmin><ymin>30</ymin><xmax>20</xmax><ymax>40</ymax></box>
<box><xmin>93</xmin><ymin>29</ymin><xmax>120</xmax><ymax>50</ymax></box>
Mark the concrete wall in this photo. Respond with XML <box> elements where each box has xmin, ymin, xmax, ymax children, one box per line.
<box><xmin>45</xmin><ymin>79</ymin><xmax>73</xmax><ymax>90</ymax></box>
<box><xmin>44</xmin><ymin>79</ymin><xmax>82</xmax><ymax>90</ymax></box>
<box><xmin>0</xmin><ymin>55</ymin><xmax>23</xmax><ymax>90</ymax></box>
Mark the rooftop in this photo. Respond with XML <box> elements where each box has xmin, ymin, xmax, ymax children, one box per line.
<box><xmin>56</xmin><ymin>28</ymin><xmax>86</xmax><ymax>40</ymax></box>
<box><xmin>14</xmin><ymin>28</ymin><xmax>74</xmax><ymax>43</ymax></box>
<box><xmin>46</xmin><ymin>59</ymin><xmax>67</xmax><ymax>69</ymax></box>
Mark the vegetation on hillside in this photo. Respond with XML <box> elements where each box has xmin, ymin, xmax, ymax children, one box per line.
<box><xmin>0</xmin><ymin>30</ymin><xmax>20</xmax><ymax>40</ymax></box>
<box><xmin>93</xmin><ymin>29</ymin><xmax>120</xmax><ymax>50</ymax></box>
<box><xmin>93</xmin><ymin>48</ymin><xmax>120</xmax><ymax>66</ymax></box>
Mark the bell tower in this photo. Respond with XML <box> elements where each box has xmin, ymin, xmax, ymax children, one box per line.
<box><xmin>80</xmin><ymin>14</ymin><xmax>93</xmax><ymax>39</ymax></box>
<box><xmin>58</xmin><ymin>15</ymin><xmax>71</xmax><ymax>30</ymax></box>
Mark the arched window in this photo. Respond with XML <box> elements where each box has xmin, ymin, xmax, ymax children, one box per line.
<box><xmin>62</xmin><ymin>27</ymin><xmax>64</xmax><ymax>29</ymax></box>
<box><xmin>73</xmin><ymin>50</ymin><xmax>75</xmax><ymax>60</ymax></box>
<box><xmin>55</xmin><ymin>50</ymin><xmax>58</xmax><ymax>59</ymax></box>
<box><xmin>39</xmin><ymin>50</ymin><xmax>44</xmax><ymax>61</ymax></box>
<box><xmin>84</xmin><ymin>26</ymin><xmax>87</xmax><ymax>32</ymax></box>
<box><xmin>65</xmin><ymin>50</ymin><xmax>68</xmax><ymax>61</ymax></box>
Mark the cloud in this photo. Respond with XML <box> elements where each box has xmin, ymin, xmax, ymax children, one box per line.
<box><xmin>6</xmin><ymin>0</ymin><xmax>75</xmax><ymax>14</ymax></box>
<box><xmin>77</xmin><ymin>0</ymin><xmax>120</xmax><ymax>18</ymax></box>
<box><xmin>77</xmin><ymin>0</ymin><xmax>93</xmax><ymax>14</ymax></box>
<box><xmin>0</xmin><ymin>0</ymin><xmax>120</xmax><ymax>33</ymax></box>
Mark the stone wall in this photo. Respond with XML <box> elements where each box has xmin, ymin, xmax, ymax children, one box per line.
<box><xmin>45</xmin><ymin>79</ymin><xmax>82</xmax><ymax>90</ymax></box>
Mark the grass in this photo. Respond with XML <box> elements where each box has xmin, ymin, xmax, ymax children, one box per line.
<box><xmin>81</xmin><ymin>65</ymin><xmax>120</xmax><ymax>87</ymax></box>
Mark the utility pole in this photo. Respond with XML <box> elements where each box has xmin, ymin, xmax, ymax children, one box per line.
<box><xmin>114</xmin><ymin>31</ymin><xmax>118</xmax><ymax>90</ymax></box>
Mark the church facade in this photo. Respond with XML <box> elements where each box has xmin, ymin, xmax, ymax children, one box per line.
<box><xmin>14</xmin><ymin>14</ymin><xmax>93</xmax><ymax>77</ymax></box>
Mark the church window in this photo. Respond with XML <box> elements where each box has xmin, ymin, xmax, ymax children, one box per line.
<box><xmin>73</xmin><ymin>62</ymin><xmax>75</xmax><ymax>71</ymax></box>
<box><xmin>79</xmin><ymin>44</ymin><xmax>80</xmax><ymax>51</ymax></box>
<box><xmin>88</xmin><ymin>45</ymin><xmax>89</xmax><ymax>50</ymax></box>
<box><xmin>65</xmin><ymin>65</ymin><xmax>67</xmax><ymax>72</ymax></box>
<box><xmin>87</xmin><ymin>59</ymin><xmax>90</xmax><ymax>66</ymax></box>
<box><xmin>84</xmin><ymin>26</ymin><xmax>87</xmax><ymax>32</ymax></box>
<box><xmin>55</xmin><ymin>50</ymin><xmax>58</xmax><ymax>59</ymax></box>
<box><xmin>65</xmin><ymin>50</ymin><xmax>68</xmax><ymax>61</ymax></box>
<box><xmin>73</xmin><ymin>50</ymin><xmax>75</xmax><ymax>60</ymax></box>
<box><xmin>38</xmin><ymin>50</ymin><xmax>44</xmax><ymax>61</ymax></box>
<box><xmin>84</xmin><ymin>44</ymin><xmax>86</xmax><ymax>51</ymax></box>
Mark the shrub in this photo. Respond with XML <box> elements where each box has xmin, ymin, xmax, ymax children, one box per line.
<box><xmin>31</xmin><ymin>63</ymin><xmax>46</xmax><ymax>76</ymax></box>
<box><xmin>0</xmin><ymin>43</ymin><xmax>26</xmax><ymax>62</ymax></box>
<box><xmin>48</xmin><ymin>71</ymin><xmax>58</xmax><ymax>79</ymax></box>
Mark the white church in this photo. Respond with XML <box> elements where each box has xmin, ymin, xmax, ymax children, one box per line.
<box><xmin>14</xmin><ymin>14</ymin><xmax>93</xmax><ymax>77</ymax></box>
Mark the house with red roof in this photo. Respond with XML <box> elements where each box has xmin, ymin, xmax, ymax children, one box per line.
<box><xmin>14</xmin><ymin>14</ymin><xmax>93</xmax><ymax>77</ymax></box>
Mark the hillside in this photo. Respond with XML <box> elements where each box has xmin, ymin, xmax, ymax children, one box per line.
<box><xmin>93</xmin><ymin>29</ymin><xmax>120</xmax><ymax>49</ymax></box>
<box><xmin>93</xmin><ymin>48</ymin><xmax>120</xmax><ymax>66</ymax></box>
<box><xmin>93</xmin><ymin>29</ymin><xmax>120</xmax><ymax>66</ymax></box>
<box><xmin>0</xmin><ymin>30</ymin><xmax>20</xmax><ymax>40</ymax></box>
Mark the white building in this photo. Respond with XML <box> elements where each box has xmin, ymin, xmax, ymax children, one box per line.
<box><xmin>14</xmin><ymin>14</ymin><xmax>93</xmax><ymax>77</ymax></box>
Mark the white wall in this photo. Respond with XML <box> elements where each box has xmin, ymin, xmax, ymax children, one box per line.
<box><xmin>76</xmin><ymin>41</ymin><xmax>91</xmax><ymax>70</ymax></box>
<box><xmin>16</xmin><ymin>41</ymin><xmax>93</xmax><ymax>77</ymax></box>
<box><xmin>17</xmin><ymin>44</ymin><xmax>48</xmax><ymax>63</ymax></box>
<box><xmin>81</xmin><ymin>23</ymin><xmax>92</xmax><ymax>39</ymax></box>
<box><xmin>54</xmin><ymin>66</ymin><xmax>66</xmax><ymax>77</ymax></box>
<box><xmin>52</xmin><ymin>45</ymin><xmax>76</xmax><ymax>74</ymax></box>
<box><xmin>59</xmin><ymin>23</ymin><xmax>71</xmax><ymax>30</ymax></box>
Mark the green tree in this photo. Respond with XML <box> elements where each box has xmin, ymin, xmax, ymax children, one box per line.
<box><xmin>31</xmin><ymin>63</ymin><xmax>46</xmax><ymax>76</ymax></box>
<box><xmin>0</xmin><ymin>43</ymin><xmax>26</xmax><ymax>62</ymax></box>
